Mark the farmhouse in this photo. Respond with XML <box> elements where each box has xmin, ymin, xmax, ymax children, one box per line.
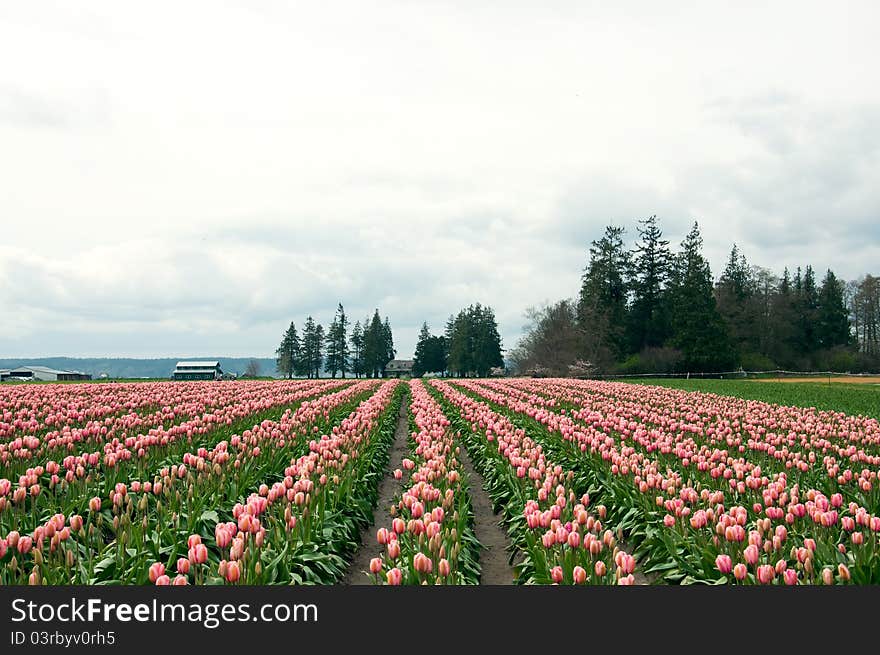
<box><xmin>7</xmin><ymin>366</ymin><xmax>92</xmax><ymax>381</ymax></box>
<box><xmin>172</xmin><ymin>360</ymin><xmax>223</xmax><ymax>380</ymax></box>
<box><xmin>385</xmin><ymin>359</ymin><xmax>414</xmax><ymax>378</ymax></box>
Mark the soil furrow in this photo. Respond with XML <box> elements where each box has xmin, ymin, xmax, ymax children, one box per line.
<box><xmin>342</xmin><ymin>396</ymin><xmax>411</xmax><ymax>585</ymax></box>
<box><xmin>457</xmin><ymin>445</ymin><xmax>517</xmax><ymax>585</ymax></box>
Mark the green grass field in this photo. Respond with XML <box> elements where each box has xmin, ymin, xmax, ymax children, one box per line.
<box><xmin>626</xmin><ymin>378</ymin><xmax>880</xmax><ymax>420</ymax></box>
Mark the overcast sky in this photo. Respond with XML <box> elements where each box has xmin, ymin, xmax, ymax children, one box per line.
<box><xmin>1</xmin><ymin>1</ymin><xmax>878</xmax><ymax>359</ymax></box>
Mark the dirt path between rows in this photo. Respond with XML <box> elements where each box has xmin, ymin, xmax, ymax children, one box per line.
<box><xmin>342</xmin><ymin>397</ymin><xmax>411</xmax><ymax>585</ymax></box>
<box><xmin>457</xmin><ymin>446</ymin><xmax>517</xmax><ymax>584</ymax></box>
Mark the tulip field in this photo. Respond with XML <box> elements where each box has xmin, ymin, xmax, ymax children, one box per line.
<box><xmin>1</xmin><ymin>376</ymin><xmax>879</xmax><ymax>585</ymax></box>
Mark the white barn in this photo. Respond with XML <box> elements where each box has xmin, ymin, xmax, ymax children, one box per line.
<box><xmin>172</xmin><ymin>361</ymin><xmax>223</xmax><ymax>381</ymax></box>
<box><xmin>7</xmin><ymin>366</ymin><xmax>92</xmax><ymax>381</ymax></box>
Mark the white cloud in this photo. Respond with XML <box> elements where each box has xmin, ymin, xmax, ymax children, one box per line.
<box><xmin>1</xmin><ymin>1</ymin><xmax>878</xmax><ymax>358</ymax></box>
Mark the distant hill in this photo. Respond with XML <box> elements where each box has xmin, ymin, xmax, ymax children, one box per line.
<box><xmin>0</xmin><ymin>357</ymin><xmax>279</xmax><ymax>379</ymax></box>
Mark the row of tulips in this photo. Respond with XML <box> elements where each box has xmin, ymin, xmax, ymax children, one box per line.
<box><xmin>150</xmin><ymin>380</ymin><xmax>405</xmax><ymax>585</ymax></box>
<box><xmin>0</xmin><ymin>379</ymin><xmax>247</xmax><ymax>440</ymax></box>
<box><xmin>499</xmin><ymin>377</ymin><xmax>880</xmax><ymax>510</ymax></box>
<box><xmin>0</xmin><ymin>380</ymin><xmax>336</xmax><ymax>464</ymax></box>
<box><xmin>0</xmin><ymin>380</ymin><xmax>348</xmax><ymax>481</ymax></box>
<box><xmin>455</xmin><ymin>378</ymin><xmax>880</xmax><ymax>584</ymax></box>
<box><xmin>368</xmin><ymin>379</ymin><xmax>479</xmax><ymax>585</ymax></box>
<box><xmin>0</xmin><ymin>380</ymin><xmax>381</xmax><ymax>584</ymax></box>
<box><xmin>0</xmin><ymin>379</ymin><xmax>349</xmax><ymax>533</ymax></box>
<box><xmin>428</xmin><ymin>380</ymin><xmax>637</xmax><ymax>585</ymax></box>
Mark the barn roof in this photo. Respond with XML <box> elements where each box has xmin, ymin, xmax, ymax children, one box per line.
<box><xmin>11</xmin><ymin>365</ymin><xmax>70</xmax><ymax>374</ymax></box>
<box><xmin>175</xmin><ymin>361</ymin><xmax>220</xmax><ymax>368</ymax></box>
<box><xmin>386</xmin><ymin>359</ymin><xmax>414</xmax><ymax>370</ymax></box>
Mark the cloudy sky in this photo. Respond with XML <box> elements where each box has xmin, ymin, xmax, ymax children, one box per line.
<box><xmin>1</xmin><ymin>1</ymin><xmax>878</xmax><ymax>359</ymax></box>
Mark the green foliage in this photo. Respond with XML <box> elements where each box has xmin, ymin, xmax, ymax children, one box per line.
<box><xmin>412</xmin><ymin>322</ymin><xmax>448</xmax><ymax>377</ymax></box>
<box><xmin>578</xmin><ymin>224</ymin><xmax>630</xmax><ymax>364</ymax></box>
<box><xmin>739</xmin><ymin>351</ymin><xmax>776</xmax><ymax>371</ymax></box>
<box><xmin>666</xmin><ymin>223</ymin><xmax>736</xmax><ymax>372</ymax></box>
<box><xmin>617</xmin><ymin>347</ymin><xmax>683</xmax><ymax>375</ymax></box>
<box><xmin>628</xmin><ymin>378</ymin><xmax>880</xmax><ymax>420</ymax></box>
<box><xmin>446</xmin><ymin>304</ymin><xmax>503</xmax><ymax>377</ymax></box>
<box><xmin>626</xmin><ymin>215</ymin><xmax>672</xmax><ymax>353</ymax></box>
<box><xmin>817</xmin><ymin>270</ymin><xmax>851</xmax><ymax>349</ymax></box>
<box><xmin>325</xmin><ymin>304</ymin><xmax>350</xmax><ymax>378</ymax></box>
<box><xmin>301</xmin><ymin>316</ymin><xmax>324</xmax><ymax>378</ymax></box>
<box><xmin>275</xmin><ymin>322</ymin><xmax>302</xmax><ymax>379</ymax></box>
<box><xmin>360</xmin><ymin>310</ymin><xmax>396</xmax><ymax>377</ymax></box>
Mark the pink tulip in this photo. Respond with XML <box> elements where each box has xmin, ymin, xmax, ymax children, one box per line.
<box><xmin>438</xmin><ymin>559</ymin><xmax>451</xmax><ymax>577</ymax></box>
<box><xmin>155</xmin><ymin>575</ymin><xmax>171</xmax><ymax>586</ymax></box>
<box><xmin>733</xmin><ymin>563</ymin><xmax>748</xmax><ymax>581</ymax></box>
<box><xmin>225</xmin><ymin>560</ymin><xmax>241</xmax><ymax>583</ymax></box>
<box><xmin>756</xmin><ymin>565</ymin><xmax>775</xmax><ymax>585</ymax></box>
<box><xmin>743</xmin><ymin>544</ymin><xmax>759</xmax><ymax>566</ymax></box>
<box><xmin>386</xmin><ymin>568</ymin><xmax>402</xmax><ymax>585</ymax></box>
<box><xmin>369</xmin><ymin>558</ymin><xmax>383</xmax><ymax>574</ymax></box>
<box><xmin>573</xmin><ymin>566</ymin><xmax>587</xmax><ymax>584</ymax></box>
<box><xmin>822</xmin><ymin>568</ymin><xmax>834</xmax><ymax>585</ymax></box>
<box><xmin>148</xmin><ymin>562</ymin><xmax>165</xmax><ymax>583</ymax></box>
<box><xmin>189</xmin><ymin>544</ymin><xmax>208</xmax><ymax>565</ymax></box>
<box><xmin>551</xmin><ymin>566</ymin><xmax>564</xmax><ymax>584</ymax></box>
<box><xmin>413</xmin><ymin>552</ymin><xmax>433</xmax><ymax>574</ymax></box>
<box><xmin>715</xmin><ymin>554</ymin><xmax>732</xmax><ymax>575</ymax></box>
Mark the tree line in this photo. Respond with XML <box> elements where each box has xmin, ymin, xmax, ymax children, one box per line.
<box><xmin>275</xmin><ymin>304</ymin><xmax>396</xmax><ymax>378</ymax></box>
<box><xmin>512</xmin><ymin>216</ymin><xmax>878</xmax><ymax>376</ymax></box>
<box><xmin>412</xmin><ymin>304</ymin><xmax>504</xmax><ymax>377</ymax></box>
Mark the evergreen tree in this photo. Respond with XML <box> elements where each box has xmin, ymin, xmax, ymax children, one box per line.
<box><xmin>362</xmin><ymin>310</ymin><xmax>385</xmax><ymax>377</ymax></box>
<box><xmin>817</xmin><ymin>269</ymin><xmax>851</xmax><ymax>349</ymax></box>
<box><xmin>798</xmin><ymin>265</ymin><xmax>821</xmax><ymax>354</ymax></box>
<box><xmin>382</xmin><ymin>316</ymin><xmax>396</xmax><ymax>377</ymax></box>
<box><xmin>350</xmin><ymin>321</ymin><xmax>364</xmax><ymax>378</ymax></box>
<box><xmin>275</xmin><ymin>322</ymin><xmax>300</xmax><ymax>379</ymax></box>
<box><xmin>325</xmin><ymin>304</ymin><xmax>350</xmax><ymax>378</ymax></box>
<box><xmin>313</xmin><ymin>324</ymin><xmax>325</xmax><ymax>378</ymax></box>
<box><xmin>412</xmin><ymin>323</ymin><xmax>431</xmax><ymax>377</ymax></box>
<box><xmin>446</xmin><ymin>304</ymin><xmax>503</xmax><ymax>376</ymax></box>
<box><xmin>667</xmin><ymin>223</ymin><xmax>735</xmax><ymax>371</ymax></box>
<box><xmin>428</xmin><ymin>335</ymin><xmax>448</xmax><ymax>375</ymax></box>
<box><xmin>578</xmin><ymin>225</ymin><xmax>630</xmax><ymax>367</ymax></box>
<box><xmin>301</xmin><ymin>316</ymin><xmax>324</xmax><ymax>378</ymax></box>
<box><xmin>626</xmin><ymin>215</ymin><xmax>671</xmax><ymax>353</ymax></box>
<box><xmin>325</xmin><ymin>315</ymin><xmax>341</xmax><ymax>378</ymax></box>
<box><xmin>715</xmin><ymin>244</ymin><xmax>761</xmax><ymax>359</ymax></box>
<box><xmin>414</xmin><ymin>322</ymin><xmax>449</xmax><ymax>377</ymax></box>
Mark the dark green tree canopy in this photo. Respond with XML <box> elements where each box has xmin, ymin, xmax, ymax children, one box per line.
<box><xmin>446</xmin><ymin>304</ymin><xmax>503</xmax><ymax>377</ymax></box>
